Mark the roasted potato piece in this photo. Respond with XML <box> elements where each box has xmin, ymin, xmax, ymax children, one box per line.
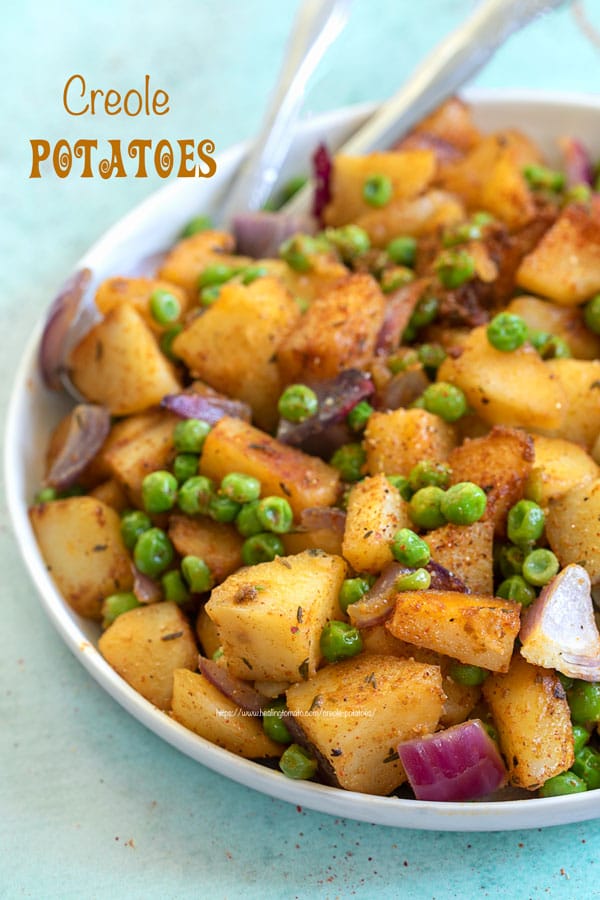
<box><xmin>482</xmin><ymin>654</ymin><xmax>573</xmax><ymax>790</ymax></box>
<box><xmin>88</xmin><ymin>478</ymin><xmax>130</xmax><ymax>513</ymax></box>
<box><xmin>544</xmin><ymin>359</ymin><xmax>600</xmax><ymax>450</ymax></box>
<box><xmin>357</xmin><ymin>190</ymin><xmax>465</xmax><ymax>248</ymax></box>
<box><xmin>68</xmin><ymin>303</ymin><xmax>181</xmax><ymax>415</ymax></box>
<box><xmin>526</xmin><ymin>434</ymin><xmax>599</xmax><ymax>508</ymax></box>
<box><xmin>205</xmin><ymin>551</ymin><xmax>346</xmax><ymax>682</ymax></box>
<box><xmin>424</xmin><ymin>519</ymin><xmax>494</xmax><ymax>595</ymax></box>
<box><xmin>386</xmin><ymin>590</ymin><xmax>521</xmax><ymax>673</ymax></box>
<box><xmin>171</xmin><ymin>668</ymin><xmax>282</xmax><ymax>759</ymax></box>
<box><xmin>364</xmin><ymin>408</ymin><xmax>456</xmax><ymax>476</ymax></box>
<box><xmin>168</xmin><ymin>514</ymin><xmax>243</xmax><ymax>585</ymax></box>
<box><xmin>410</xmin><ymin>97</ymin><xmax>482</xmax><ymax>153</ymax></box>
<box><xmin>545</xmin><ymin>479</ymin><xmax>600</xmax><ymax>584</ymax></box>
<box><xmin>29</xmin><ymin>497</ymin><xmax>133</xmax><ymax>620</ymax></box>
<box><xmin>507</xmin><ymin>295</ymin><xmax>600</xmax><ymax>360</ymax></box>
<box><xmin>95</xmin><ymin>276</ymin><xmax>190</xmax><ymax>334</ymax></box>
<box><xmin>172</xmin><ymin>276</ymin><xmax>300</xmax><ymax>431</ymax></box>
<box><xmin>199</xmin><ymin>416</ymin><xmax>340</xmax><ymax>517</ymax></box>
<box><xmin>286</xmin><ymin>654</ymin><xmax>445</xmax><ymax>795</ymax></box>
<box><xmin>277</xmin><ymin>273</ymin><xmax>385</xmax><ymax>384</ymax></box>
<box><xmin>104</xmin><ymin>411</ymin><xmax>179</xmax><ymax>508</ymax></box>
<box><xmin>256</xmin><ymin>256</ymin><xmax>348</xmax><ymax>306</ymax></box>
<box><xmin>342</xmin><ymin>474</ymin><xmax>409</xmax><ymax>575</ymax></box>
<box><xmin>195</xmin><ymin>607</ymin><xmax>221</xmax><ymax>658</ymax></box>
<box><xmin>157</xmin><ymin>230</ymin><xmax>251</xmax><ymax>297</ymax></box>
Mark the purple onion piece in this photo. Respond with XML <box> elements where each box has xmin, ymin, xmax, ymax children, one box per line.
<box><xmin>298</xmin><ymin>506</ymin><xmax>346</xmax><ymax>535</ymax></box>
<box><xmin>276</xmin><ymin>369</ymin><xmax>374</xmax><ymax>448</ymax></box>
<box><xmin>161</xmin><ymin>391</ymin><xmax>251</xmax><ymax>424</ymax></box>
<box><xmin>45</xmin><ymin>404</ymin><xmax>110</xmax><ymax>490</ymax></box>
<box><xmin>312</xmin><ymin>142</ymin><xmax>333</xmax><ymax>224</ymax></box>
<box><xmin>39</xmin><ymin>268</ymin><xmax>92</xmax><ymax>390</ymax></box>
<box><xmin>398</xmin><ymin>719</ymin><xmax>507</xmax><ymax>802</ymax></box>
<box><xmin>378</xmin><ymin>368</ymin><xmax>430</xmax><ymax>411</ymax></box>
<box><xmin>132</xmin><ymin>567</ymin><xmax>162</xmax><ymax>605</ymax></box>
<box><xmin>374</xmin><ymin>281</ymin><xmax>424</xmax><ymax>356</ymax></box>
<box><xmin>232</xmin><ymin>210</ymin><xmax>316</xmax><ymax>259</ymax></box>
<box><xmin>198</xmin><ymin>656</ymin><xmax>266</xmax><ymax>713</ymax></box>
<box><xmin>427</xmin><ymin>561</ymin><xmax>469</xmax><ymax>594</ymax></box>
<box><xmin>559</xmin><ymin>137</ymin><xmax>594</xmax><ymax>187</ymax></box>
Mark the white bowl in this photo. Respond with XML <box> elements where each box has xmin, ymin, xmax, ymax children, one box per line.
<box><xmin>6</xmin><ymin>89</ymin><xmax>600</xmax><ymax>832</ymax></box>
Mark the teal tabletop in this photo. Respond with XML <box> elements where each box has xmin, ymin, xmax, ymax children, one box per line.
<box><xmin>3</xmin><ymin>2</ymin><xmax>600</xmax><ymax>898</ymax></box>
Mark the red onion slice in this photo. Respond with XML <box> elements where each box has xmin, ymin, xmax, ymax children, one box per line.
<box><xmin>312</xmin><ymin>142</ymin><xmax>333</xmax><ymax>224</ymax></box>
<box><xmin>132</xmin><ymin>567</ymin><xmax>162</xmax><ymax>605</ymax></box>
<box><xmin>161</xmin><ymin>391</ymin><xmax>251</xmax><ymax>424</ymax></box>
<box><xmin>378</xmin><ymin>368</ymin><xmax>430</xmax><ymax>411</ymax></box>
<box><xmin>298</xmin><ymin>506</ymin><xmax>346</xmax><ymax>534</ymax></box>
<box><xmin>198</xmin><ymin>656</ymin><xmax>266</xmax><ymax>713</ymax></box>
<box><xmin>398</xmin><ymin>719</ymin><xmax>508</xmax><ymax>802</ymax></box>
<box><xmin>374</xmin><ymin>281</ymin><xmax>426</xmax><ymax>356</ymax></box>
<box><xmin>45</xmin><ymin>404</ymin><xmax>110</xmax><ymax>490</ymax></box>
<box><xmin>520</xmin><ymin>564</ymin><xmax>600</xmax><ymax>681</ymax></box>
<box><xmin>39</xmin><ymin>268</ymin><xmax>92</xmax><ymax>390</ymax></box>
<box><xmin>232</xmin><ymin>210</ymin><xmax>316</xmax><ymax>259</ymax></box>
<box><xmin>558</xmin><ymin>137</ymin><xmax>594</xmax><ymax>187</ymax></box>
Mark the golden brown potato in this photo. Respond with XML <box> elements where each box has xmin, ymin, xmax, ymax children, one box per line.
<box><xmin>168</xmin><ymin>514</ymin><xmax>243</xmax><ymax>585</ymax></box>
<box><xmin>544</xmin><ymin>359</ymin><xmax>600</xmax><ymax>450</ymax></box>
<box><xmin>88</xmin><ymin>478</ymin><xmax>130</xmax><ymax>513</ymax></box>
<box><xmin>364</xmin><ymin>408</ymin><xmax>456</xmax><ymax>476</ymax></box>
<box><xmin>507</xmin><ymin>295</ymin><xmax>600</xmax><ymax>360</ymax></box>
<box><xmin>356</xmin><ymin>190</ymin><xmax>465</xmax><ymax>248</ymax></box>
<box><xmin>195</xmin><ymin>607</ymin><xmax>221</xmax><ymax>658</ymax></box>
<box><xmin>342</xmin><ymin>475</ymin><xmax>408</xmax><ymax>575</ymax></box>
<box><xmin>411</xmin><ymin>97</ymin><xmax>482</xmax><ymax>153</ymax></box>
<box><xmin>157</xmin><ymin>230</ymin><xmax>251</xmax><ymax>297</ymax></box>
<box><xmin>386</xmin><ymin>590</ymin><xmax>521</xmax><ymax>672</ymax></box>
<box><xmin>29</xmin><ymin>497</ymin><xmax>133</xmax><ymax>620</ymax></box>
<box><xmin>526</xmin><ymin>434</ymin><xmax>599</xmax><ymax>508</ymax></box>
<box><xmin>424</xmin><ymin>519</ymin><xmax>494</xmax><ymax>595</ymax></box>
<box><xmin>104</xmin><ymin>411</ymin><xmax>179</xmax><ymax>508</ymax></box>
<box><xmin>68</xmin><ymin>303</ymin><xmax>181</xmax><ymax>415</ymax></box>
<box><xmin>482</xmin><ymin>654</ymin><xmax>573</xmax><ymax>790</ymax></box>
<box><xmin>277</xmin><ymin>273</ymin><xmax>385</xmax><ymax>384</ymax></box>
<box><xmin>545</xmin><ymin>479</ymin><xmax>600</xmax><ymax>583</ymax></box>
<box><xmin>98</xmin><ymin>602</ymin><xmax>198</xmax><ymax>710</ymax></box>
<box><xmin>286</xmin><ymin>654</ymin><xmax>445</xmax><ymax>795</ymax></box>
<box><xmin>95</xmin><ymin>276</ymin><xmax>190</xmax><ymax>334</ymax></box>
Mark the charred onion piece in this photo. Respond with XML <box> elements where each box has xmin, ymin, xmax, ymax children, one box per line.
<box><xmin>45</xmin><ymin>404</ymin><xmax>110</xmax><ymax>490</ymax></box>
<box><xmin>520</xmin><ymin>564</ymin><xmax>600</xmax><ymax>681</ymax></box>
<box><xmin>311</xmin><ymin>142</ymin><xmax>333</xmax><ymax>225</ymax></box>
<box><xmin>161</xmin><ymin>391</ymin><xmax>251</xmax><ymax>424</ymax></box>
<box><xmin>276</xmin><ymin>369</ymin><xmax>374</xmax><ymax>447</ymax></box>
<box><xmin>198</xmin><ymin>656</ymin><xmax>266</xmax><ymax>713</ymax></box>
<box><xmin>39</xmin><ymin>268</ymin><xmax>92</xmax><ymax>391</ymax></box>
<box><xmin>232</xmin><ymin>210</ymin><xmax>316</xmax><ymax>259</ymax></box>
<box><xmin>378</xmin><ymin>368</ymin><xmax>430</xmax><ymax>411</ymax></box>
<box><xmin>374</xmin><ymin>280</ymin><xmax>426</xmax><ymax>356</ymax></box>
<box><xmin>132</xmin><ymin>567</ymin><xmax>162</xmax><ymax>605</ymax></box>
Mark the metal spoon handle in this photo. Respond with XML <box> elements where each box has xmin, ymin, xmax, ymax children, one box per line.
<box><xmin>219</xmin><ymin>0</ymin><xmax>352</xmax><ymax>221</ymax></box>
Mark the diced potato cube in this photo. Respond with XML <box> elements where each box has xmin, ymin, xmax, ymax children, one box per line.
<box><xmin>516</xmin><ymin>205</ymin><xmax>600</xmax><ymax>305</ymax></box>
<box><xmin>507</xmin><ymin>295</ymin><xmax>600</xmax><ymax>360</ymax></box>
<box><xmin>526</xmin><ymin>435</ymin><xmax>599</xmax><ymax>508</ymax></box>
<box><xmin>286</xmin><ymin>654</ymin><xmax>444</xmax><ymax>795</ymax></box>
<box><xmin>411</xmin><ymin>97</ymin><xmax>481</xmax><ymax>152</ymax></box>
<box><xmin>356</xmin><ymin>190</ymin><xmax>465</xmax><ymax>248</ymax></box>
<box><xmin>364</xmin><ymin>408</ymin><xmax>456</xmax><ymax>476</ymax></box>
<box><xmin>89</xmin><ymin>478</ymin><xmax>130</xmax><ymax>513</ymax></box>
<box><xmin>342</xmin><ymin>474</ymin><xmax>409</xmax><ymax>574</ymax></box>
<box><xmin>195</xmin><ymin>607</ymin><xmax>221</xmax><ymax>658</ymax></box>
<box><xmin>544</xmin><ymin>359</ymin><xmax>600</xmax><ymax>450</ymax></box>
<box><xmin>157</xmin><ymin>230</ymin><xmax>251</xmax><ymax>297</ymax></box>
<box><xmin>257</xmin><ymin>257</ymin><xmax>348</xmax><ymax>306</ymax></box>
<box><xmin>199</xmin><ymin>416</ymin><xmax>340</xmax><ymax>516</ymax></box>
<box><xmin>482</xmin><ymin>654</ymin><xmax>573</xmax><ymax>790</ymax></box>
<box><xmin>277</xmin><ymin>273</ymin><xmax>385</xmax><ymax>384</ymax></box>
<box><xmin>98</xmin><ymin>602</ymin><xmax>198</xmax><ymax>710</ymax></box>
<box><xmin>69</xmin><ymin>303</ymin><xmax>181</xmax><ymax>415</ymax></box>
<box><xmin>386</xmin><ymin>590</ymin><xmax>521</xmax><ymax>672</ymax></box>
<box><xmin>545</xmin><ymin>479</ymin><xmax>600</xmax><ymax>584</ymax></box>
<box><xmin>104</xmin><ymin>411</ymin><xmax>178</xmax><ymax>508</ymax></box>
<box><xmin>424</xmin><ymin>519</ymin><xmax>494</xmax><ymax>595</ymax></box>
<box><xmin>168</xmin><ymin>514</ymin><xmax>243</xmax><ymax>585</ymax></box>
<box><xmin>29</xmin><ymin>497</ymin><xmax>133</xmax><ymax>620</ymax></box>
<box><xmin>173</xmin><ymin>276</ymin><xmax>299</xmax><ymax>431</ymax></box>
<box><xmin>95</xmin><ymin>276</ymin><xmax>190</xmax><ymax>334</ymax></box>
<box><xmin>437</xmin><ymin>325</ymin><xmax>566</xmax><ymax>431</ymax></box>
<box><xmin>205</xmin><ymin>550</ymin><xmax>346</xmax><ymax>682</ymax></box>
<box><xmin>283</xmin><ymin>526</ymin><xmax>343</xmax><ymax>557</ymax></box>
<box><xmin>171</xmin><ymin>668</ymin><xmax>281</xmax><ymax>759</ymax></box>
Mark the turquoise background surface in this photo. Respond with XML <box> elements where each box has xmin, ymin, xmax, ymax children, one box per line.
<box><xmin>2</xmin><ymin>1</ymin><xmax>600</xmax><ymax>897</ymax></box>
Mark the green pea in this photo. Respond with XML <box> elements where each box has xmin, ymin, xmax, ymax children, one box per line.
<box><xmin>180</xmin><ymin>214</ymin><xmax>212</xmax><ymax>237</ymax></box>
<box><xmin>422</xmin><ymin>382</ymin><xmax>467</xmax><ymax>422</ymax></box>
<box><xmin>435</xmin><ymin>249</ymin><xmax>475</xmax><ymax>289</ymax></box>
<box><xmin>568</xmin><ymin>681</ymin><xmax>600</xmax><ymax>724</ymax></box>
<box><xmin>161</xmin><ymin>570</ymin><xmax>190</xmax><ymax>605</ymax></box>
<box><xmin>120</xmin><ymin>509</ymin><xmax>152</xmax><ymax>550</ymax></box>
<box><xmin>522</xmin><ymin>548</ymin><xmax>559</xmax><ymax>586</ymax></box>
<box><xmin>177</xmin><ymin>475</ymin><xmax>215</xmax><ymax>515</ymax></box>
<box><xmin>134</xmin><ymin>527</ymin><xmax>174</xmax><ymax>578</ymax></box>
<box><xmin>448</xmin><ymin>662</ymin><xmax>489</xmax><ymax>686</ymax></box>
<box><xmin>584</xmin><ymin>294</ymin><xmax>600</xmax><ymax>335</ymax></box>
<box><xmin>487</xmin><ymin>312</ymin><xmax>528</xmax><ymax>352</ymax></box>
<box><xmin>212</xmin><ymin>646</ymin><xmax>224</xmax><ymax>661</ymax></box>
<box><xmin>441</xmin><ymin>482</ymin><xmax>487</xmax><ymax>526</ymax></box>
<box><xmin>34</xmin><ymin>486</ymin><xmax>58</xmax><ymax>504</ymax></box>
<box><xmin>198</xmin><ymin>263</ymin><xmax>237</xmax><ymax>288</ymax></box>
<box><xmin>529</xmin><ymin>331</ymin><xmax>571</xmax><ymax>360</ymax></box>
<box><xmin>172</xmin><ymin>453</ymin><xmax>199</xmax><ymax>484</ymax></box>
<box><xmin>241</xmin><ymin>533</ymin><xmax>284</xmax><ymax>565</ymax></box>
<box><xmin>497</xmin><ymin>544</ymin><xmax>525</xmax><ymax>579</ymax></box>
<box><xmin>199</xmin><ymin>285</ymin><xmax>221</xmax><ymax>306</ymax></box>
<box><xmin>347</xmin><ymin>401</ymin><xmax>373</xmax><ymax>432</ymax></box>
<box><xmin>257</xmin><ymin>496</ymin><xmax>294</xmax><ymax>534</ymax></box>
<box><xmin>410</xmin><ymin>294</ymin><xmax>439</xmax><ymax>329</ymax></box>
<box><xmin>220</xmin><ymin>472</ymin><xmax>261</xmax><ymax>504</ymax></box>
<box><xmin>387</xmin><ymin>474</ymin><xmax>413</xmax><ymax>501</ymax></box>
<box><xmin>388</xmin><ymin>349</ymin><xmax>419</xmax><ymax>375</ymax></box>
<box><xmin>160</xmin><ymin>324</ymin><xmax>183</xmax><ymax>361</ymax></box>
<box><xmin>573</xmin><ymin>724</ymin><xmax>591</xmax><ymax>755</ymax></box>
<box><xmin>523</xmin><ymin>163</ymin><xmax>565</xmax><ymax>192</ymax></box>
<box><xmin>149</xmin><ymin>288</ymin><xmax>181</xmax><ymax>325</ymax></box>
<box><xmin>401</xmin><ymin>322</ymin><xmax>418</xmax><ymax>344</ymax></box>
<box><xmin>387</xmin><ymin>235</ymin><xmax>417</xmax><ymax>267</ymax></box>
<box><xmin>262</xmin><ymin>698</ymin><xmax>292</xmax><ymax>744</ymax></box>
<box><xmin>235</xmin><ymin>500</ymin><xmax>264</xmax><ymax>537</ymax></box>
<box><xmin>539</xmin><ymin>771</ymin><xmax>587</xmax><ymax>797</ymax></box>
<box><xmin>339</xmin><ymin>577</ymin><xmax>371</xmax><ymax>614</ymax></box>
<box><xmin>278</xmin><ymin>384</ymin><xmax>318</xmax><ymax>423</ymax></box>
<box><xmin>173</xmin><ymin>418</ymin><xmax>211</xmax><ymax>454</ymax></box>
<box><xmin>324</xmin><ymin>224</ymin><xmax>370</xmax><ymax>261</ymax></box>
<box><xmin>241</xmin><ymin>265</ymin><xmax>269</xmax><ymax>285</ymax></box>
<box><xmin>279</xmin><ymin>744</ymin><xmax>318</xmax><ymax>780</ymax></box>
<box><xmin>417</xmin><ymin>343</ymin><xmax>446</xmax><ymax>374</ymax></box>
<box><xmin>408</xmin><ymin>460</ymin><xmax>452</xmax><ymax>491</ymax></box>
<box><xmin>409</xmin><ymin>486</ymin><xmax>446</xmax><ymax>530</ymax></box>
<box><xmin>279</xmin><ymin>234</ymin><xmax>325</xmax><ymax>272</ymax></box>
<box><xmin>572</xmin><ymin>745</ymin><xmax>600</xmax><ymax>790</ymax></box>
<box><xmin>294</xmin><ymin>295</ymin><xmax>310</xmax><ymax>314</ymax></box>
<box><xmin>380</xmin><ymin>266</ymin><xmax>414</xmax><ymax>293</ymax></box>
<box><xmin>564</xmin><ymin>184</ymin><xmax>592</xmax><ymax>205</ymax></box>
<box><xmin>278</xmin><ymin>174</ymin><xmax>308</xmax><ymax>206</ymax></box>
<box><xmin>442</xmin><ymin>215</ymin><xmax>491</xmax><ymax>247</ymax></box>
<box><xmin>558</xmin><ymin>673</ymin><xmax>575</xmax><ymax>692</ymax></box>
<box><xmin>141</xmin><ymin>470</ymin><xmax>178</xmax><ymax>514</ymax></box>
<box><xmin>208</xmin><ymin>494</ymin><xmax>241</xmax><ymax>523</ymax></box>
<box><xmin>320</xmin><ymin>620</ymin><xmax>363</xmax><ymax>662</ymax></box>
<box><xmin>181</xmin><ymin>555</ymin><xmax>213</xmax><ymax>593</ymax></box>
<box><xmin>496</xmin><ymin>575</ymin><xmax>536</xmax><ymax>607</ymax></box>
<box><xmin>395</xmin><ymin>568</ymin><xmax>431</xmax><ymax>591</ymax></box>
<box><xmin>507</xmin><ymin>499</ymin><xmax>545</xmax><ymax>546</ymax></box>
<box><xmin>391</xmin><ymin>528</ymin><xmax>431</xmax><ymax>568</ymax></box>
<box><xmin>102</xmin><ymin>591</ymin><xmax>140</xmax><ymax>624</ymax></box>
<box><xmin>330</xmin><ymin>443</ymin><xmax>366</xmax><ymax>482</ymax></box>
<box><xmin>58</xmin><ymin>484</ymin><xmax>86</xmax><ymax>498</ymax></box>
<box><xmin>363</xmin><ymin>173</ymin><xmax>393</xmax><ymax>207</ymax></box>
